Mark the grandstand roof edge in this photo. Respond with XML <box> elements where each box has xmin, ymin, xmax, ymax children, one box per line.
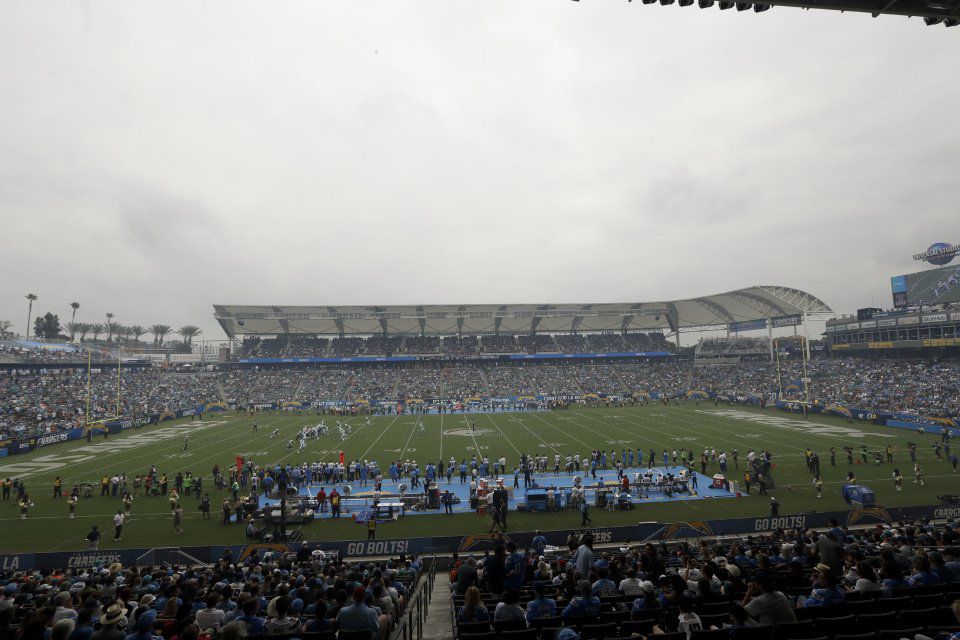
<box><xmin>213</xmin><ymin>286</ymin><xmax>832</xmax><ymax>338</ymax></box>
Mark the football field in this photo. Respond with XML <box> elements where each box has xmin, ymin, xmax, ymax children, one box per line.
<box><xmin>1</xmin><ymin>404</ymin><xmax>956</xmax><ymax>553</ymax></box>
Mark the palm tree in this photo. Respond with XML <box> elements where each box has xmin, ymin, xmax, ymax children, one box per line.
<box><xmin>90</xmin><ymin>323</ymin><xmax>105</xmax><ymax>343</ymax></box>
<box><xmin>78</xmin><ymin>323</ymin><xmax>91</xmax><ymax>343</ymax></box>
<box><xmin>130</xmin><ymin>325</ymin><xmax>146</xmax><ymax>343</ymax></box>
<box><xmin>107</xmin><ymin>321</ymin><xmax>122</xmax><ymax>345</ymax></box>
<box><xmin>177</xmin><ymin>325</ymin><xmax>202</xmax><ymax>346</ymax></box>
<box><xmin>105</xmin><ymin>313</ymin><xmax>115</xmax><ymax>343</ymax></box>
<box><xmin>150</xmin><ymin>324</ymin><xmax>172</xmax><ymax>347</ymax></box>
<box><xmin>68</xmin><ymin>303</ymin><xmax>81</xmax><ymax>341</ymax></box>
<box><xmin>25</xmin><ymin>293</ymin><xmax>38</xmax><ymax>338</ymax></box>
<box><xmin>65</xmin><ymin>322</ymin><xmax>82</xmax><ymax>343</ymax></box>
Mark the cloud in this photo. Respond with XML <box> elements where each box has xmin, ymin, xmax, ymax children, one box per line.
<box><xmin>0</xmin><ymin>0</ymin><xmax>957</xmax><ymax>342</ymax></box>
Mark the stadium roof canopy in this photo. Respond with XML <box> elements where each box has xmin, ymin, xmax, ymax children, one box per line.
<box><xmin>214</xmin><ymin>286</ymin><xmax>831</xmax><ymax>338</ymax></box>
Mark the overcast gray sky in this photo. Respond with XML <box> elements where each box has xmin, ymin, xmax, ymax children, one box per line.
<box><xmin>1</xmin><ymin>0</ymin><xmax>958</xmax><ymax>342</ymax></box>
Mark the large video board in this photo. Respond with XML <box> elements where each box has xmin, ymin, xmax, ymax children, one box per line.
<box><xmin>891</xmin><ymin>264</ymin><xmax>960</xmax><ymax>308</ymax></box>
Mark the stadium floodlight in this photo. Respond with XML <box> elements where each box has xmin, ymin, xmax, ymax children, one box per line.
<box><xmin>679</xmin><ymin>0</ymin><xmax>696</xmax><ymax>6</ymax></box>
<box><xmin>924</xmin><ymin>15</ymin><xmax>944</xmax><ymax>23</ymax></box>
<box><xmin>642</xmin><ymin>0</ymin><xmax>658</xmax><ymax>5</ymax></box>
<box><xmin>945</xmin><ymin>17</ymin><xmax>959</xmax><ymax>25</ymax></box>
<box><xmin>699</xmin><ymin>0</ymin><xmax>716</xmax><ymax>6</ymax></box>
<box><xmin>660</xmin><ymin>0</ymin><xmax>676</xmax><ymax>6</ymax></box>
<box><xmin>736</xmin><ymin>2</ymin><xmax>752</xmax><ymax>10</ymax></box>
<box><xmin>754</xmin><ymin>3</ymin><xmax>771</xmax><ymax>10</ymax></box>
<box><xmin>718</xmin><ymin>1</ymin><xmax>735</xmax><ymax>9</ymax></box>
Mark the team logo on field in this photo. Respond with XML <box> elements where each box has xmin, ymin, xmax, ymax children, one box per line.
<box><xmin>444</xmin><ymin>429</ymin><xmax>492</xmax><ymax>437</ymax></box>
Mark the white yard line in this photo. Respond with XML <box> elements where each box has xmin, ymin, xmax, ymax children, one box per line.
<box><xmin>359</xmin><ymin>414</ymin><xmax>402</xmax><ymax>460</ymax></box>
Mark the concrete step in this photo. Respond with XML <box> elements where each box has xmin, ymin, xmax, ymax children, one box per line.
<box><xmin>422</xmin><ymin>572</ymin><xmax>454</xmax><ymax>640</ymax></box>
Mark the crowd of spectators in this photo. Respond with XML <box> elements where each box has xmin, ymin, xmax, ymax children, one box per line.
<box><xmin>441</xmin><ymin>337</ymin><xmax>478</xmax><ymax>357</ymax></box>
<box><xmin>0</xmin><ymin>549</ymin><xmax>427</xmax><ymax>640</ymax></box>
<box><xmin>396</xmin><ymin>369</ymin><xmax>440</xmax><ymax>401</ymax></box>
<box><xmin>554</xmin><ymin>335</ymin><xmax>587</xmax><ymax>353</ymax></box>
<box><xmin>623</xmin><ymin>333</ymin><xmax>671</xmax><ymax>352</ymax></box>
<box><xmin>234</xmin><ymin>333</ymin><xmax>677</xmax><ymax>359</ymax></box>
<box><xmin>362</xmin><ymin>337</ymin><xmax>401</xmax><ymax>357</ymax></box>
<box><xmin>329</xmin><ymin>339</ymin><xmax>364</xmax><ymax>358</ymax></box>
<box><xmin>588</xmin><ymin>334</ymin><xmax>627</xmax><ymax>352</ymax></box>
<box><xmin>0</xmin><ymin>344</ymin><xmax>112</xmax><ymax>365</ymax></box>
<box><xmin>0</xmin><ymin>371</ymin><xmax>219</xmax><ymax>442</ymax></box>
<box><xmin>4</xmin><ymin>358</ymin><xmax>960</xmax><ymax>442</ymax></box>
<box><xmin>516</xmin><ymin>336</ymin><xmax>558</xmax><ymax>354</ymax></box>
<box><xmin>485</xmin><ymin>368</ymin><xmax>537</xmax><ymax>397</ymax></box>
<box><xmin>403</xmin><ymin>337</ymin><xmax>441</xmax><ymax>355</ymax></box>
<box><xmin>441</xmin><ymin>367</ymin><xmax>487</xmax><ymax>400</ymax></box>
<box><xmin>478</xmin><ymin>336</ymin><xmax>518</xmax><ymax>354</ymax></box>
<box><xmin>450</xmin><ymin>519</ymin><xmax>960</xmax><ymax>639</ymax></box>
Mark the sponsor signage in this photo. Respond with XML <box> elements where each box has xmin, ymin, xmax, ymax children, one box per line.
<box><xmin>860</xmin><ymin>320</ymin><xmax>877</xmax><ymax>329</ymax></box>
<box><xmin>952</xmin><ymin>312</ymin><xmax>960</xmax><ymax>322</ymax></box>
<box><xmin>770</xmin><ymin>314</ymin><xmax>802</xmax><ymax>328</ymax></box>
<box><xmin>169</xmin><ymin>353</ymin><xmax>217</xmax><ymax>364</ymax></box>
<box><xmin>913</xmin><ymin>242</ymin><xmax>959</xmax><ymax>264</ymax></box>
<box><xmin>922</xmin><ymin>313</ymin><xmax>948</xmax><ymax>323</ymax></box>
<box><xmin>0</xmin><ymin>503</ymin><xmax>951</xmax><ymax>570</ymax></box>
<box><xmin>878</xmin><ymin>318</ymin><xmax>898</xmax><ymax>327</ymax></box>
<box><xmin>922</xmin><ymin>338</ymin><xmax>960</xmax><ymax>348</ymax></box>
<box><xmin>728</xmin><ymin>319</ymin><xmax>768</xmax><ymax>333</ymax></box>
<box><xmin>868</xmin><ymin>341</ymin><xmax>894</xmax><ymax>349</ymax></box>
<box><xmin>898</xmin><ymin>316</ymin><xmax>920</xmax><ymax>326</ymax></box>
<box><xmin>36</xmin><ymin>432</ymin><xmax>72</xmax><ymax>447</ymax></box>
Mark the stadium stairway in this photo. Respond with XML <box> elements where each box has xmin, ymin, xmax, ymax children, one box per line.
<box><xmin>612</xmin><ymin>367</ymin><xmax>632</xmax><ymax>394</ymax></box>
<box><xmin>423</xmin><ymin>572</ymin><xmax>454</xmax><ymax>640</ymax></box>
<box><xmin>478</xmin><ymin>367</ymin><xmax>492</xmax><ymax>397</ymax></box>
<box><xmin>215</xmin><ymin>379</ymin><xmax>229</xmax><ymax>404</ymax></box>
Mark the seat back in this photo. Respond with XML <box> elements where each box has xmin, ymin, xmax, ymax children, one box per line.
<box><xmin>773</xmin><ymin>619</ymin><xmax>817</xmax><ymax>639</ymax></box>
<box><xmin>494</xmin><ymin>619</ymin><xmax>528</xmax><ymax>633</ymax></box>
<box><xmin>457</xmin><ymin>621</ymin><xmax>492</xmax><ymax>636</ymax></box>
<box><xmin>856</xmin><ymin>611</ymin><xmax>896</xmax><ymax>631</ymax></box>
<box><xmin>727</xmin><ymin>625</ymin><xmax>774</xmax><ymax>640</ymax></box>
<box><xmin>898</xmin><ymin>606</ymin><xmax>935</xmax><ymax>627</ymax></box>
<box><xmin>814</xmin><ymin>614</ymin><xmax>857</xmax><ymax>636</ymax></box>
<box><xmin>579</xmin><ymin>622</ymin><xmax>617</xmax><ymax>640</ymax></box>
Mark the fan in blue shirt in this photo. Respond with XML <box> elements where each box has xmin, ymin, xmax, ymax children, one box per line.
<box><xmin>561</xmin><ymin>581</ymin><xmax>601</xmax><ymax>622</ymax></box>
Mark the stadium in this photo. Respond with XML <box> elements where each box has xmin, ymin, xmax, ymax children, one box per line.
<box><xmin>4</xmin><ymin>272</ymin><xmax>960</xmax><ymax>638</ymax></box>
<box><xmin>4</xmin><ymin>2</ymin><xmax>960</xmax><ymax>639</ymax></box>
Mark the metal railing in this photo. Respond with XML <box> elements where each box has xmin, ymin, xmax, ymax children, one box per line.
<box><xmin>390</xmin><ymin>555</ymin><xmax>438</xmax><ymax>640</ymax></box>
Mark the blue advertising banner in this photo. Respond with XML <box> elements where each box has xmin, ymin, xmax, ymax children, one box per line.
<box><xmin>508</xmin><ymin>352</ymin><xmax>672</xmax><ymax>360</ymax></box>
<box><xmin>728</xmin><ymin>319</ymin><xmax>767</xmax><ymax>333</ymax></box>
<box><xmin>771</xmin><ymin>314</ymin><xmax>802</xmax><ymax>328</ymax></box>
<box><xmin>3</xmin><ymin>503</ymin><xmax>958</xmax><ymax>571</ymax></box>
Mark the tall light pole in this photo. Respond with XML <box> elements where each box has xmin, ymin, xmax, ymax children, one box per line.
<box><xmin>25</xmin><ymin>293</ymin><xmax>38</xmax><ymax>338</ymax></box>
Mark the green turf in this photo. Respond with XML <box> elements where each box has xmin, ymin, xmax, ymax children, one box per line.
<box><xmin>0</xmin><ymin>405</ymin><xmax>955</xmax><ymax>553</ymax></box>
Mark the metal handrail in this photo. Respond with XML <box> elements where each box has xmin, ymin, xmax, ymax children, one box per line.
<box><xmin>390</xmin><ymin>555</ymin><xmax>437</xmax><ymax>640</ymax></box>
